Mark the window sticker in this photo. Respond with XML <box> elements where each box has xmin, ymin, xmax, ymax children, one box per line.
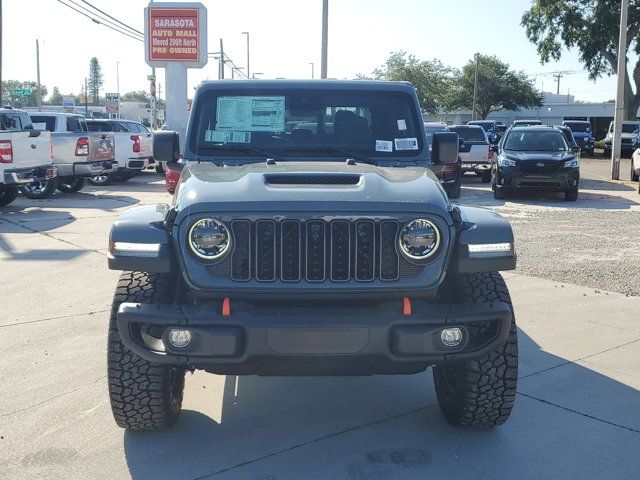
<box><xmin>205</xmin><ymin>130</ymin><xmax>251</xmax><ymax>143</ymax></box>
<box><xmin>397</xmin><ymin>119</ymin><xmax>407</xmax><ymax>131</ymax></box>
<box><xmin>375</xmin><ymin>140</ymin><xmax>393</xmax><ymax>152</ymax></box>
<box><xmin>216</xmin><ymin>96</ymin><xmax>285</xmax><ymax>132</ymax></box>
<box><xmin>395</xmin><ymin>137</ymin><xmax>418</xmax><ymax>151</ymax></box>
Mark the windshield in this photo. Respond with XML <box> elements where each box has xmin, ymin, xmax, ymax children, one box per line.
<box><xmin>189</xmin><ymin>89</ymin><xmax>423</xmax><ymax>159</ymax></box>
<box><xmin>448</xmin><ymin>126</ymin><xmax>486</xmax><ymax>142</ymax></box>
<box><xmin>610</xmin><ymin>123</ymin><xmax>640</xmax><ymax>134</ymax></box>
<box><xmin>504</xmin><ymin>130</ymin><xmax>568</xmax><ymax>152</ymax></box>
<box><xmin>563</xmin><ymin>122</ymin><xmax>591</xmax><ymax>133</ymax></box>
<box><xmin>468</xmin><ymin>121</ymin><xmax>493</xmax><ymax>131</ymax></box>
<box><xmin>424</xmin><ymin>125</ymin><xmax>447</xmax><ymax>144</ymax></box>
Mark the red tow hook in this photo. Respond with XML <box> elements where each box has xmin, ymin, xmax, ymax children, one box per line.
<box><xmin>222</xmin><ymin>297</ymin><xmax>231</xmax><ymax>317</ymax></box>
<box><xmin>402</xmin><ymin>297</ymin><xmax>412</xmax><ymax>316</ymax></box>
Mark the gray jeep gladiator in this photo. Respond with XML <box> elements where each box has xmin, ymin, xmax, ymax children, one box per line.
<box><xmin>106</xmin><ymin>80</ymin><xmax>518</xmax><ymax>431</ymax></box>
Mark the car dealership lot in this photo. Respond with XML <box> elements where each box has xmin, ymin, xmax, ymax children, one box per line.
<box><xmin>1</xmin><ymin>159</ymin><xmax>639</xmax><ymax>480</ymax></box>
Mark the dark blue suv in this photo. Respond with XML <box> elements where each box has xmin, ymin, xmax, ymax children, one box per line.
<box><xmin>561</xmin><ymin>120</ymin><xmax>595</xmax><ymax>156</ymax></box>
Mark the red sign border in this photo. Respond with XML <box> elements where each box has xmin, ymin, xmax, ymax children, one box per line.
<box><xmin>147</xmin><ymin>7</ymin><xmax>200</xmax><ymax>63</ymax></box>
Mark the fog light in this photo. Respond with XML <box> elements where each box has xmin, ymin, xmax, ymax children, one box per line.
<box><xmin>441</xmin><ymin>328</ymin><xmax>463</xmax><ymax>347</ymax></box>
<box><xmin>167</xmin><ymin>328</ymin><xmax>192</xmax><ymax>348</ymax></box>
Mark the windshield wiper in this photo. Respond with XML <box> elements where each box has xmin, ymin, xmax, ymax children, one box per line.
<box><xmin>282</xmin><ymin>146</ymin><xmax>377</xmax><ymax>166</ymax></box>
<box><xmin>196</xmin><ymin>144</ymin><xmax>280</xmax><ymax>161</ymax></box>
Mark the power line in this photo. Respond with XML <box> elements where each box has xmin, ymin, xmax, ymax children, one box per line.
<box><xmin>79</xmin><ymin>0</ymin><xmax>144</xmax><ymax>36</ymax></box>
<box><xmin>56</xmin><ymin>0</ymin><xmax>143</xmax><ymax>43</ymax></box>
<box><xmin>67</xmin><ymin>0</ymin><xmax>144</xmax><ymax>40</ymax></box>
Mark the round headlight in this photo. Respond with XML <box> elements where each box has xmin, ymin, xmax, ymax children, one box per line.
<box><xmin>399</xmin><ymin>219</ymin><xmax>441</xmax><ymax>260</ymax></box>
<box><xmin>188</xmin><ymin>218</ymin><xmax>231</xmax><ymax>260</ymax></box>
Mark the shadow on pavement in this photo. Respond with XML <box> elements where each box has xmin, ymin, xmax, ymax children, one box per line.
<box><xmin>122</xmin><ymin>329</ymin><xmax>639</xmax><ymax>480</ymax></box>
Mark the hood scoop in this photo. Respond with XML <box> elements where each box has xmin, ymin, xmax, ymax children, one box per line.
<box><xmin>264</xmin><ymin>174</ymin><xmax>362</xmax><ymax>186</ymax></box>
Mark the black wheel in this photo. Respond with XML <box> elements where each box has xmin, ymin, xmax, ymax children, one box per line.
<box><xmin>19</xmin><ymin>178</ymin><xmax>58</xmax><ymax>199</ymax></box>
<box><xmin>565</xmin><ymin>189</ymin><xmax>579</xmax><ymax>201</ymax></box>
<box><xmin>108</xmin><ymin>272</ymin><xmax>186</xmax><ymax>431</ymax></box>
<box><xmin>433</xmin><ymin>272</ymin><xmax>518</xmax><ymax>427</ymax></box>
<box><xmin>493</xmin><ymin>186</ymin><xmax>507</xmax><ymax>199</ymax></box>
<box><xmin>113</xmin><ymin>170</ymin><xmax>135</xmax><ymax>182</ymax></box>
<box><xmin>57</xmin><ymin>177</ymin><xmax>86</xmax><ymax>193</ymax></box>
<box><xmin>631</xmin><ymin>162</ymin><xmax>639</xmax><ymax>182</ymax></box>
<box><xmin>88</xmin><ymin>173</ymin><xmax>115</xmax><ymax>186</ymax></box>
<box><xmin>480</xmin><ymin>171</ymin><xmax>491</xmax><ymax>183</ymax></box>
<box><xmin>0</xmin><ymin>185</ymin><xmax>19</xmax><ymax>206</ymax></box>
<box><xmin>446</xmin><ymin>174</ymin><xmax>462</xmax><ymax>199</ymax></box>
<box><xmin>155</xmin><ymin>162</ymin><xmax>165</xmax><ymax>174</ymax></box>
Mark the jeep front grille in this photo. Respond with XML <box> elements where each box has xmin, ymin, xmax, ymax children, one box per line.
<box><xmin>224</xmin><ymin>219</ymin><xmax>410</xmax><ymax>283</ymax></box>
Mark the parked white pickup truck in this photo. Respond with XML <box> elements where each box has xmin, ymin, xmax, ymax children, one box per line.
<box><xmin>28</xmin><ymin>112</ymin><xmax>117</xmax><ymax>195</ymax></box>
<box><xmin>85</xmin><ymin>119</ymin><xmax>154</xmax><ymax>185</ymax></box>
<box><xmin>448</xmin><ymin>124</ymin><xmax>492</xmax><ymax>182</ymax></box>
<box><xmin>0</xmin><ymin>108</ymin><xmax>56</xmax><ymax>206</ymax></box>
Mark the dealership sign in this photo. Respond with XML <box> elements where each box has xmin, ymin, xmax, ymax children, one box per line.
<box><xmin>145</xmin><ymin>3</ymin><xmax>207</xmax><ymax>68</ymax></box>
<box><xmin>105</xmin><ymin>93</ymin><xmax>120</xmax><ymax>114</ymax></box>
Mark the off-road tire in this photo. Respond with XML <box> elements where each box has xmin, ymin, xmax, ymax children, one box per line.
<box><xmin>155</xmin><ymin>162</ymin><xmax>165</xmax><ymax>174</ymax></box>
<box><xmin>631</xmin><ymin>163</ymin><xmax>639</xmax><ymax>182</ymax></box>
<box><xmin>57</xmin><ymin>178</ymin><xmax>86</xmax><ymax>193</ymax></box>
<box><xmin>493</xmin><ymin>186</ymin><xmax>507</xmax><ymax>199</ymax></box>
<box><xmin>114</xmin><ymin>170</ymin><xmax>135</xmax><ymax>182</ymax></box>
<box><xmin>433</xmin><ymin>272</ymin><xmax>518</xmax><ymax>427</ymax></box>
<box><xmin>19</xmin><ymin>178</ymin><xmax>58</xmax><ymax>199</ymax></box>
<box><xmin>107</xmin><ymin>272</ymin><xmax>186</xmax><ymax>431</ymax></box>
<box><xmin>0</xmin><ymin>186</ymin><xmax>19</xmax><ymax>206</ymax></box>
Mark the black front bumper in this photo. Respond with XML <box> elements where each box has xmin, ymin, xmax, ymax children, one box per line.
<box><xmin>497</xmin><ymin>166</ymin><xmax>579</xmax><ymax>191</ymax></box>
<box><xmin>117</xmin><ymin>299</ymin><xmax>512</xmax><ymax>375</ymax></box>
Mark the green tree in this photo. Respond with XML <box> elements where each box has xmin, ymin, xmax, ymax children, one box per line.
<box><xmin>360</xmin><ymin>51</ymin><xmax>456</xmax><ymax>114</ymax></box>
<box><xmin>48</xmin><ymin>86</ymin><xmax>63</xmax><ymax>105</ymax></box>
<box><xmin>450</xmin><ymin>55</ymin><xmax>542</xmax><ymax>119</ymax></box>
<box><xmin>522</xmin><ymin>0</ymin><xmax>640</xmax><ymax>119</ymax></box>
<box><xmin>1</xmin><ymin>80</ymin><xmax>47</xmax><ymax>107</ymax></box>
<box><xmin>87</xmin><ymin>57</ymin><xmax>104</xmax><ymax>105</ymax></box>
<box><xmin>121</xmin><ymin>91</ymin><xmax>151</xmax><ymax>103</ymax></box>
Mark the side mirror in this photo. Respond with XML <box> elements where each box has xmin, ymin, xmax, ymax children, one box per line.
<box><xmin>458</xmin><ymin>138</ymin><xmax>465</xmax><ymax>149</ymax></box>
<box><xmin>153</xmin><ymin>131</ymin><xmax>180</xmax><ymax>164</ymax></box>
<box><xmin>432</xmin><ymin>132</ymin><xmax>459</xmax><ymax>164</ymax></box>
<box><xmin>490</xmin><ymin>133</ymin><xmax>501</xmax><ymax>144</ymax></box>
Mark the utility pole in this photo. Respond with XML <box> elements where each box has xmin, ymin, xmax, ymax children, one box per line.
<box><xmin>321</xmin><ymin>0</ymin><xmax>328</xmax><ymax>79</ymax></box>
<box><xmin>309</xmin><ymin>62</ymin><xmax>315</xmax><ymax>79</ymax></box>
<box><xmin>36</xmin><ymin>39</ymin><xmax>42</xmax><ymax>111</ymax></box>
<box><xmin>0</xmin><ymin>0</ymin><xmax>3</xmax><ymax>106</ymax></box>
<box><xmin>471</xmin><ymin>53</ymin><xmax>480</xmax><ymax>121</ymax></box>
<box><xmin>553</xmin><ymin>72</ymin><xmax>563</xmax><ymax>95</ymax></box>
<box><xmin>219</xmin><ymin>38</ymin><xmax>225</xmax><ymax>80</ymax></box>
<box><xmin>151</xmin><ymin>66</ymin><xmax>157</xmax><ymax>129</ymax></box>
<box><xmin>242</xmin><ymin>32</ymin><xmax>250</xmax><ymax>79</ymax></box>
<box><xmin>612</xmin><ymin>0</ymin><xmax>629</xmax><ymax>180</ymax></box>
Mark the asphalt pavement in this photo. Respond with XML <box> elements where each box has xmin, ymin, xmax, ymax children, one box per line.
<box><xmin>1</xmin><ymin>159</ymin><xmax>639</xmax><ymax>480</ymax></box>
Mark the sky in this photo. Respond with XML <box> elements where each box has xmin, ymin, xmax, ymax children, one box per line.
<box><xmin>2</xmin><ymin>0</ymin><xmax>620</xmax><ymax>103</ymax></box>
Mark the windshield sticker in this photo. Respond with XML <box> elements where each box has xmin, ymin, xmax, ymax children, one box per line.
<box><xmin>216</xmin><ymin>96</ymin><xmax>285</xmax><ymax>132</ymax></box>
<box><xmin>205</xmin><ymin>130</ymin><xmax>251</xmax><ymax>143</ymax></box>
<box><xmin>395</xmin><ymin>137</ymin><xmax>418</xmax><ymax>151</ymax></box>
<box><xmin>376</xmin><ymin>140</ymin><xmax>393</xmax><ymax>152</ymax></box>
<box><xmin>397</xmin><ymin>119</ymin><xmax>407</xmax><ymax>131</ymax></box>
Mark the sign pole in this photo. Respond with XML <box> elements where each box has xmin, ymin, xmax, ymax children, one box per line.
<box><xmin>36</xmin><ymin>39</ymin><xmax>41</xmax><ymax>112</ymax></box>
<box><xmin>611</xmin><ymin>0</ymin><xmax>629</xmax><ymax>180</ymax></box>
<box><xmin>165</xmin><ymin>62</ymin><xmax>188</xmax><ymax>149</ymax></box>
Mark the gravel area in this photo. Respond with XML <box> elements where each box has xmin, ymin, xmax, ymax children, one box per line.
<box><xmin>460</xmin><ymin>157</ymin><xmax>640</xmax><ymax>297</ymax></box>
<box><xmin>504</xmin><ymin>208</ymin><xmax>640</xmax><ymax>297</ymax></box>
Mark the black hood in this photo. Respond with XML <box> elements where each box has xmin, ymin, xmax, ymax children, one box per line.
<box><xmin>172</xmin><ymin>161</ymin><xmax>452</xmax><ymax>224</ymax></box>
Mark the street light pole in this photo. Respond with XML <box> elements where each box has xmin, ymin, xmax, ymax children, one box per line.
<box><xmin>612</xmin><ymin>0</ymin><xmax>629</xmax><ymax>180</ymax></box>
<box><xmin>309</xmin><ymin>62</ymin><xmax>315</xmax><ymax>79</ymax></box>
<box><xmin>36</xmin><ymin>39</ymin><xmax>41</xmax><ymax>111</ymax></box>
<box><xmin>321</xmin><ymin>0</ymin><xmax>328</xmax><ymax>78</ymax></box>
<box><xmin>242</xmin><ymin>31</ymin><xmax>250</xmax><ymax>79</ymax></box>
<box><xmin>472</xmin><ymin>53</ymin><xmax>480</xmax><ymax>121</ymax></box>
